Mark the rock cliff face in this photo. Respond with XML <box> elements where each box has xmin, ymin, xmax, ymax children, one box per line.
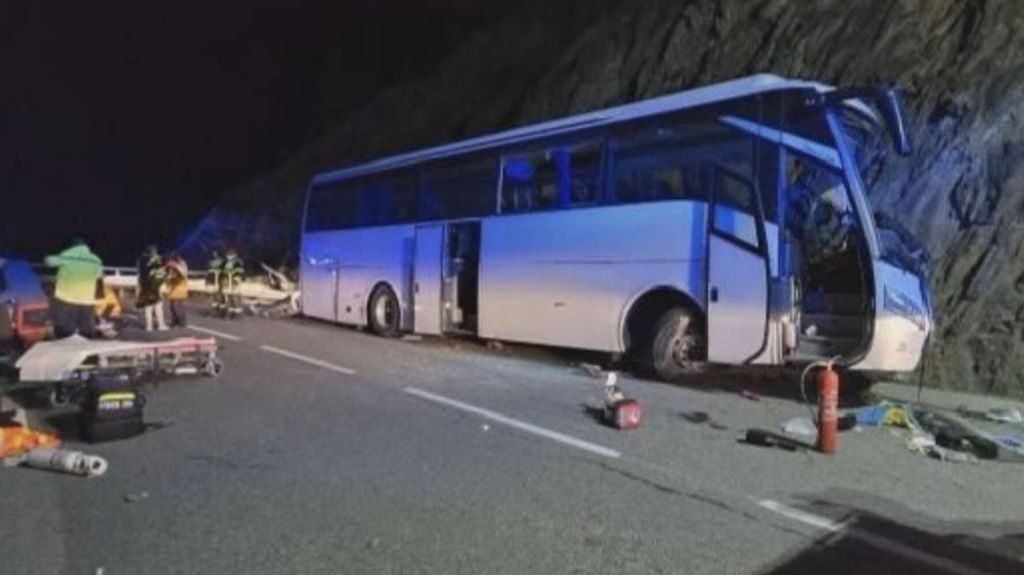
<box><xmin>187</xmin><ymin>0</ymin><xmax>1024</xmax><ymax>397</ymax></box>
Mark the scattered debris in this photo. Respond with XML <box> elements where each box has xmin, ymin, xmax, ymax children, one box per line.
<box><xmin>680</xmin><ymin>411</ymin><xmax>728</xmax><ymax>430</ymax></box>
<box><xmin>743</xmin><ymin>429</ymin><xmax>811</xmax><ymax>452</ymax></box>
<box><xmin>0</xmin><ymin>425</ymin><xmax>61</xmax><ymax>459</ymax></box>
<box><xmin>486</xmin><ymin>340</ymin><xmax>505</xmax><ymax>351</ymax></box>
<box><xmin>781</xmin><ymin>417</ymin><xmax>817</xmax><ymax>437</ymax></box>
<box><xmin>578</xmin><ymin>363</ymin><xmax>604</xmax><ymax>379</ymax></box>
<box><xmin>123</xmin><ymin>491</ymin><xmax>150</xmax><ymax>504</ymax></box>
<box><xmin>838</xmin><ymin>413</ymin><xmax>858</xmax><ymax>431</ymax></box>
<box><xmin>366</xmin><ymin>537</ymin><xmax>381</xmax><ymax>550</ymax></box>
<box><xmin>23</xmin><ymin>447</ymin><xmax>108</xmax><ymax>477</ymax></box>
<box><xmin>740</xmin><ymin>390</ymin><xmax>761</xmax><ymax>402</ymax></box>
<box><xmin>985</xmin><ymin>407</ymin><xmax>1024</xmax><ymax>425</ymax></box>
<box><xmin>603</xmin><ymin>373</ymin><xmax>643</xmax><ymax>430</ymax></box>
<box><xmin>681</xmin><ymin>411</ymin><xmax>710</xmax><ymax>424</ymax></box>
<box><xmin>853</xmin><ymin>401</ymin><xmax>913</xmax><ymax>428</ymax></box>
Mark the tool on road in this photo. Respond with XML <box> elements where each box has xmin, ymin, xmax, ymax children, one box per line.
<box><xmin>743</xmin><ymin>429</ymin><xmax>811</xmax><ymax>452</ymax></box>
<box><xmin>603</xmin><ymin>372</ymin><xmax>643</xmax><ymax>430</ymax></box>
<box><xmin>24</xmin><ymin>447</ymin><xmax>108</xmax><ymax>477</ymax></box>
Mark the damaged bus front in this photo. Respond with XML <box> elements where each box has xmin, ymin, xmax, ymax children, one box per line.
<box><xmin>730</xmin><ymin>85</ymin><xmax>931</xmax><ymax>377</ymax></box>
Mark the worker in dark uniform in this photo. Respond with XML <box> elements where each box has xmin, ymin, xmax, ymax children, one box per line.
<box><xmin>221</xmin><ymin>249</ymin><xmax>244</xmax><ymax>318</ymax></box>
<box><xmin>137</xmin><ymin>245</ymin><xmax>168</xmax><ymax>331</ymax></box>
<box><xmin>206</xmin><ymin>250</ymin><xmax>225</xmax><ymax>316</ymax></box>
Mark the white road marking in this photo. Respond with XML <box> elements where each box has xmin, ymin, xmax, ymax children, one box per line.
<box><xmin>187</xmin><ymin>325</ymin><xmax>243</xmax><ymax>341</ymax></box>
<box><xmin>759</xmin><ymin>500</ymin><xmax>998</xmax><ymax>575</ymax></box>
<box><xmin>403</xmin><ymin>387</ymin><xmax>621</xmax><ymax>459</ymax></box>
<box><xmin>260</xmin><ymin>345</ymin><xmax>357</xmax><ymax>375</ymax></box>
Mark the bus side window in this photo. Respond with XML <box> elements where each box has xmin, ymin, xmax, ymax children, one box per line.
<box><xmin>609</xmin><ymin>132</ymin><xmax>702</xmax><ymax>205</ymax></box>
<box><xmin>501</xmin><ymin>143</ymin><xmax>602</xmax><ymax>213</ymax></box>
<box><xmin>421</xmin><ymin>157</ymin><xmax>497</xmax><ymax>221</ymax></box>
<box><xmin>713</xmin><ymin>169</ymin><xmax>760</xmax><ymax>249</ymax></box>
<box><xmin>305</xmin><ymin>180</ymin><xmax>355</xmax><ymax>232</ymax></box>
<box><xmin>372</xmin><ymin>174</ymin><xmax>418</xmax><ymax>225</ymax></box>
<box><xmin>502</xmin><ymin>152</ymin><xmax>557</xmax><ymax>213</ymax></box>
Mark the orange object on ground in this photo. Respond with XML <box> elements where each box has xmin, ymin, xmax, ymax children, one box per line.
<box><xmin>0</xmin><ymin>426</ymin><xmax>61</xmax><ymax>458</ymax></box>
<box><xmin>817</xmin><ymin>364</ymin><xmax>840</xmax><ymax>454</ymax></box>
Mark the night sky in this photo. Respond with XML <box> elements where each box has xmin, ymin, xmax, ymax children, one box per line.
<box><xmin>1</xmin><ymin>1</ymin><xmax>499</xmax><ymax>264</ymax></box>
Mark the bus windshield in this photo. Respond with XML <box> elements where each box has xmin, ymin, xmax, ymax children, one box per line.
<box><xmin>838</xmin><ymin>105</ymin><xmax>929</xmax><ymax>275</ymax></box>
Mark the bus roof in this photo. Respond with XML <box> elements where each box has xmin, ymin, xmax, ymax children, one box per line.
<box><xmin>312</xmin><ymin>74</ymin><xmax>834</xmax><ymax>185</ymax></box>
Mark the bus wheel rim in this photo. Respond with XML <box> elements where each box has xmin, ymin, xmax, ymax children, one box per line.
<box><xmin>374</xmin><ymin>294</ymin><xmax>393</xmax><ymax>328</ymax></box>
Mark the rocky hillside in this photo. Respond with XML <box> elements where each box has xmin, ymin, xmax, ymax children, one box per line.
<box><xmin>186</xmin><ymin>0</ymin><xmax>1024</xmax><ymax>397</ymax></box>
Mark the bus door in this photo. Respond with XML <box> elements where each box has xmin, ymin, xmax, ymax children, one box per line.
<box><xmin>445</xmin><ymin>221</ymin><xmax>481</xmax><ymax>334</ymax></box>
<box><xmin>302</xmin><ymin>254</ymin><xmax>339</xmax><ymax>321</ymax></box>
<box><xmin>413</xmin><ymin>224</ymin><xmax>445</xmax><ymax>335</ymax></box>
<box><xmin>705</xmin><ymin>167</ymin><xmax>770</xmax><ymax>363</ymax></box>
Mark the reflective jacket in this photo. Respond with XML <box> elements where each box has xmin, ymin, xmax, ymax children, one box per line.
<box><xmin>206</xmin><ymin>254</ymin><xmax>224</xmax><ymax>287</ymax></box>
<box><xmin>221</xmin><ymin>254</ymin><xmax>244</xmax><ymax>290</ymax></box>
<box><xmin>166</xmin><ymin>258</ymin><xmax>189</xmax><ymax>300</ymax></box>
<box><xmin>45</xmin><ymin>245</ymin><xmax>102</xmax><ymax>306</ymax></box>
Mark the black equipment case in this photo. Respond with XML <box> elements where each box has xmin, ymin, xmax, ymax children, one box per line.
<box><xmin>81</xmin><ymin>374</ymin><xmax>144</xmax><ymax>443</ymax></box>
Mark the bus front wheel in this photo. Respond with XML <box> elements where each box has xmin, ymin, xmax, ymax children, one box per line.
<box><xmin>651</xmin><ymin>307</ymin><xmax>703</xmax><ymax>382</ymax></box>
<box><xmin>368</xmin><ymin>285</ymin><xmax>401</xmax><ymax>338</ymax></box>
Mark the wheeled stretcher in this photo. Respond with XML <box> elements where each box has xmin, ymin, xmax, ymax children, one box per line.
<box><xmin>9</xmin><ymin>335</ymin><xmax>223</xmax><ymax>406</ymax></box>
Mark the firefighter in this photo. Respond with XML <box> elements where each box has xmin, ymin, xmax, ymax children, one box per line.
<box><xmin>221</xmin><ymin>249</ymin><xmax>244</xmax><ymax>318</ymax></box>
<box><xmin>44</xmin><ymin>238</ymin><xmax>103</xmax><ymax>338</ymax></box>
<box><xmin>137</xmin><ymin>245</ymin><xmax>168</xmax><ymax>331</ymax></box>
<box><xmin>165</xmin><ymin>252</ymin><xmax>189</xmax><ymax>327</ymax></box>
<box><xmin>206</xmin><ymin>250</ymin><xmax>225</xmax><ymax>316</ymax></box>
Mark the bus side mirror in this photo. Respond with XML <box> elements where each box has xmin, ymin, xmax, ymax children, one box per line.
<box><xmin>877</xmin><ymin>88</ymin><xmax>913</xmax><ymax>157</ymax></box>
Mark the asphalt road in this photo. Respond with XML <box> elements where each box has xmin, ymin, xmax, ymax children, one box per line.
<box><xmin>2</xmin><ymin>311</ymin><xmax>1023</xmax><ymax>574</ymax></box>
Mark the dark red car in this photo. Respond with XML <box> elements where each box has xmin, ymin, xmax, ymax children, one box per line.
<box><xmin>0</xmin><ymin>258</ymin><xmax>50</xmax><ymax>349</ymax></box>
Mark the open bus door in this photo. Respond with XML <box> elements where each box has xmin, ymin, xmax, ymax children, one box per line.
<box><xmin>705</xmin><ymin>167</ymin><xmax>770</xmax><ymax>363</ymax></box>
<box><xmin>413</xmin><ymin>221</ymin><xmax>481</xmax><ymax>336</ymax></box>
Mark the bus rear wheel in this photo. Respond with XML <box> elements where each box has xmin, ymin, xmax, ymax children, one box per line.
<box><xmin>651</xmin><ymin>307</ymin><xmax>703</xmax><ymax>382</ymax></box>
<box><xmin>368</xmin><ymin>285</ymin><xmax>401</xmax><ymax>338</ymax></box>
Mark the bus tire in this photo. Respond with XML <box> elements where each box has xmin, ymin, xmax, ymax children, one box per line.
<box><xmin>651</xmin><ymin>307</ymin><xmax>703</xmax><ymax>382</ymax></box>
<box><xmin>368</xmin><ymin>285</ymin><xmax>401</xmax><ymax>338</ymax></box>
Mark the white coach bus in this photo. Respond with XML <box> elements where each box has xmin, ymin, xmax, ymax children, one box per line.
<box><xmin>301</xmin><ymin>74</ymin><xmax>932</xmax><ymax>382</ymax></box>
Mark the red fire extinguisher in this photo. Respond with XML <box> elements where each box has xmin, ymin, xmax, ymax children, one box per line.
<box><xmin>817</xmin><ymin>362</ymin><xmax>840</xmax><ymax>454</ymax></box>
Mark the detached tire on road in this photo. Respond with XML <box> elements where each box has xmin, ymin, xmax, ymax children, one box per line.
<box><xmin>651</xmin><ymin>307</ymin><xmax>704</xmax><ymax>382</ymax></box>
<box><xmin>368</xmin><ymin>285</ymin><xmax>401</xmax><ymax>338</ymax></box>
